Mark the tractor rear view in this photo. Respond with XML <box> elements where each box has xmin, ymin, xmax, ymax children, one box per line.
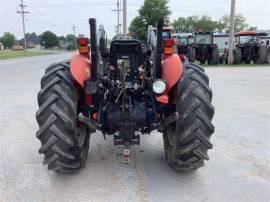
<box><xmin>173</xmin><ymin>33</ymin><xmax>196</xmax><ymax>62</ymax></box>
<box><xmin>35</xmin><ymin>18</ymin><xmax>215</xmax><ymax>173</ymax></box>
<box><xmin>233</xmin><ymin>31</ymin><xmax>268</xmax><ymax>64</ymax></box>
<box><xmin>193</xmin><ymin>32</ymin><xmax>219</xmax><ymax>65</ymax></box>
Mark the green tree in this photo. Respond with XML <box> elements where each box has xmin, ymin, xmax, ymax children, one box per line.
<box><xmin>58</xmin><ymin>36</ymin><xmax>66</xmax><ymax>42</ymax></box>
<box><xmin>221</xmin><ymin>14</ymin><xmax>249</xmax><ymax>33</ymax></box>
<box><xmin>185</xmin><ymin>16</ymin><xmax>199</xmax><ymax>31</ymax></box>
<box><xmin>0</xmin><ymin>32</ymin><xmax>16</xmax><ymax>49</ymax></box>
<box><xmin>216</xmin><ymin>19</ymin><xmax>226</xmax><ymax>33</ymax></box>
<box><xmin>173</xmin><ymin>15</ymin><xmax>218</xmax><ymax>32</ymax></box>
<box><xmin>66</xmin><ymin>34</ymin><xmax>77</xmax><ymax>50</ymax></box>
<box><xmin>195</xmin><ymin>15</ymin><xmax>217</xmax><ymax>32</ymax></box>
<box><xmin>172</xmin><ymin>17</ymin><xmax>188</xmax><ymax>32</ymax></box>
<box><xmin>129</xmin><ymin>0</ymin><xmax>171</xmax><ymax>42</ymax></box>
<box><xmin>129</xmin><ymin>16</ymin><xmax>148</xmax><ymax>41</ymax></box>
<box><xmin>25</xmin><ymin>32</ymin><xmax>40</xmax><ymax>44</ymax></box>
<box><xmin>40</xmin><ymin>31</ymin><xmax>58</xmax><ymax>48</ymax></box>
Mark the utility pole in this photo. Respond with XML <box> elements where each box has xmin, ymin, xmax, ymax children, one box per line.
<box><xmin>123</xmin><ymin>0</ymin><xmax>127</xmax><ymax>39</ymax></box>
<box><xmin>17</xmin><ymin>0</ymin><xmax>29</xmax><ymax>53</ymax></box>
<box><xmin>112</xmin><ymin>0</ymin><xmax>122</xmax><ymax>37</ymax></box>
<box><xmin>71</xmin><ymin>24</ymin><xmax>77</xmax><ymax>49</ymax></box>
<box><xmin>228</xmin><ymin>0</ymin><xmax>236</xmax><ymax>64</ymax></box>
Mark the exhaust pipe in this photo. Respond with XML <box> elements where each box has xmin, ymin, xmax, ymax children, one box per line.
<box><xmin>88</xmin><ymin>18</ymin><xmax>99</xmax><ymax>110</ymax></box>
<box><xmin>155</xmin><ymin>18</ymin><xmax>164</xmax><ymax>79</ymax></box>
<box><xmin>89</xmin><ymin>18</ymin><xmax>98</xmax><ymax>80</ymax></box>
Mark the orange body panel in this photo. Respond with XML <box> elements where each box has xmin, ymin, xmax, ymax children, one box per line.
<box><xmin>236</xmin><ymin>31</ymin><xmax>257</xmax><ymax>36</ymax></box>
<box><xmin>156</xmin><ymin>95</ymin><xmax>169</xmax><ymax>104</ymax></box>
<box><xmin>162</xmin><ymin>54</ymin><xmax>183</xmax><ymax>93</ymax></box>
<box><xmin>70</xmin><ymin>54</ymin><xmax>91</xmax><ymax>87</ymax></box>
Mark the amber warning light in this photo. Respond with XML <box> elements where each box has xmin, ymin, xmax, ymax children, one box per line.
<box><xmin>164</xmin><ymin>39</ymin><xmax>175</xmax><ymax>55</ymax></box>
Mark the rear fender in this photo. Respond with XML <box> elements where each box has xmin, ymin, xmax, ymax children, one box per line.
<box><xmin>162</xmin><ymin>54</ymin><xmax>183</xmax><ymax>93</ymax></box>
<box><xmin>70</xmin><ymin>54</ymin><xmax>91</xmax><ymax>87</ymax></box>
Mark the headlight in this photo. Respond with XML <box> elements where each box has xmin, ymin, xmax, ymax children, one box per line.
<box><xmin>152</xmin><ymin>79</ymin><xmax>166</xmax><ymax>94</ymax></box>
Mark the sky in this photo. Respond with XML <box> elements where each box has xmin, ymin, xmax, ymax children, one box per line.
<box><xmin>0</xmin><ymin>0</ymin><xmax>269</xmax><ymax>40</ymax></box>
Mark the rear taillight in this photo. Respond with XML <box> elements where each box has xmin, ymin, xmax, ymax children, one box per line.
<box><xmin>164</xmin><ymin>39</ymin><xmax>176</xmax><ymax>56</ymax></box>
<box><xmin>164</xmin><ymin>39</ymin><xmax>175</xmax><ymax>47</ymax></box>
<box><xmin>78</xmin><ymin>38</ymin><xmax>90</xmax><ymax>55</ymax></box>
<box><xmin>78</xmin><ymin>38</ymin><xmax>89</xmax><ymax>46</ymax></box>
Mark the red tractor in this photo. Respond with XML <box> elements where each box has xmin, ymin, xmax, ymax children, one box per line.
<box><xmin>234</xmin><ymin>31</ymin><xmax>268</xmax><ymax>64</ymax></box>
<box><xmin>36</xmin><ymin>18</ymin><xmax>215</xmax><ymax>173</ymax></box>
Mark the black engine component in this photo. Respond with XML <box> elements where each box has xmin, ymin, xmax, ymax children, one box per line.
<box><xmin>85</xmin><ymin>79</ymin><xmax>98</xmax><ymax>95</ymax></box>
<box><xmin>96</xmin><ymin>39</ymin><xmax>157</xmax><ymax>144</ymax></box>
<box><xmin>103</xmin><ymin>101</ymin><xmax>147</xmax><ymax>131</ymax></box>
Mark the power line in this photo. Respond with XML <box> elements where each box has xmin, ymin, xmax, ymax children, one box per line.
<box><xmin>28</xmin><ymin>3</ymin><xmax>115</xmax><ymax>8</ymax></box>
<box><xmin>71</xmin><ymin>24</ymin><xmax>76</xmax><ymax>37</ymax></box>
<box><xmin>71</xmin><ymin>24</ymin><xmax>77</xmax><ymax>49</ymax></box>
<box><xmin>111</xmin><ymin>0</ymin><xmax>122</xmax><ymax>37</ymax></box>
<box><xmin>123</xmin><ymin>0</ymin><xmax>127</xmax><ymax>38</ymax></box>
<box><xmin>17</xmin><ymin>0</ymin><xmax>30</xmax><ymax>53</ymax></box>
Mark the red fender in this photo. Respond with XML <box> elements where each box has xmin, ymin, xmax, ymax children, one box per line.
<box><xmin>70</xmin><ymin>54</ymin><xmax>91</xmax><ymax>87</ymax></box>
<box><xmin>162</xmin><ymin>54</ymin><xmax>183</xmax><ymax>93</ymax></box>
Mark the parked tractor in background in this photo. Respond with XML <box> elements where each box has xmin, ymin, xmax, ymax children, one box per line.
<box><xmin>35</xmin><ymin>18</ymin><xmax>215</xmax><ymax>173</ymax></box>
<box><xmin>193</xmin><ymin>32</ymin><xmax>219</xmax><ymax>65</ymax></box>
<box><xmin>268</xmin><ymin>48</ymin><xmax>270</xmax><ymax>64</ymax></box>
<box><xmin>147</xmin><ymin>26</ymin><xmax>187</xmax><ymax>63</ymax></box>
<box><xmin>233</xmin><ymin>31</ymin><xmax>268</xmax><ymax>64</ymax></box>
<box><xmin>172</xmin><ymin>33</ymin><xmax>196</xmax><ymax>62</ymax></box>
<box><xmin>147</xmin><ymin>25</ymin><xmax>174</xmax><ymax>54</ymax></box>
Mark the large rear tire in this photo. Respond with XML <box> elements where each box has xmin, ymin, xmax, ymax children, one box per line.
<box><xmin>163</xmin><ymin>63</ymin><xmax>215</xmax><ymax>171</ymax></box>
<box><xmin>200</xmin><ymin>58</ymin><xmax>206</xmax><ymax>65</ymax></box>
<box><xmin>36</xmin><ymin>63</ymin><xmax>90</xmax><ymax>173</ymax></box>
<box><xmin>233</xmin><ymin>47</ymin><xmax>242</xmax><ymax>64</ymax></box>
<box><xmin>187</xmin><ymin>46</ymin><xmax>196</xmax><ymax>62</ymax></box>
<box><xmin>254</xmin><ymin>45</ymin><xmax>267</xmax><ymax>64</ymax></box>
<box><xmin>208</xmin><ymin>47</ymin><xmax>219</xmax><ymax>65</ymax></box>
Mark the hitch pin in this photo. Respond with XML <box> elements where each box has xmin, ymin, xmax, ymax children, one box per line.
<box><xmin>122</xmin><ymin>143</ymin><xmax>130</xmax><ymax>164</ymax></box>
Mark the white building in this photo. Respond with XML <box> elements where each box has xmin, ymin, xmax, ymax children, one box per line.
<box><xmin>213</xmin><ymin>33</ymin><xmax>229</xmax><ymax>50</ymax></box>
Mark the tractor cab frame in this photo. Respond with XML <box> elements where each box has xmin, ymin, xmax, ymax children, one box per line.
<box><xmin>233</xmin><ymin>31</ymin><xmax>268</xmax><ymax>64</ymax></box>
<box><xmin>193</xmin><ymin>32</ymin><xmax>219</xmax><ymax>65</ymax></box>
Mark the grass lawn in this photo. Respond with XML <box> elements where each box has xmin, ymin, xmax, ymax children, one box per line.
<box><xmin>0</xmin><ymin>50</ymin><xmax>55</xmax><ymax>60</ymax></box>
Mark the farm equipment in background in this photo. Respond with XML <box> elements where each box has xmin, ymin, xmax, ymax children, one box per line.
<box><xmin>268</xmin><ymin>48</ymin><xmax>270</xmax><ymax>64</ymax></box>
<box><xmin>35</xmin><ymin>18</ymin><xmax>215</xmax><ymax>173</ymax></box>
<box><xmin>219</xmin><ymin>48</ymin><xmax>229</xmax><ymax>64</ymax></box>
<box><xmin>172</xmin><ymin>33</ymin><xmax>196</xmax><ymax>62</ymax></box>
<box><xmin>233</xmin><ymin>31</ymin><xmax>268</xmax><ymax>64</ymax></box>
<box><xmin>147</xmin><ymin>25</ymin><xmax>174</xmax><ymax>54</ymax></box>
<box><xmin>193</xmin><ymin>32</ymin><xmax>219</xmax><ymax>65</ymax></box>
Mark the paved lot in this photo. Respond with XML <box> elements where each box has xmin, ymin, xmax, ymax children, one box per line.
<box><xmin>0</xmin><ymin>54</ymin><xmax>270</xmax><ymax>202</ymax></box>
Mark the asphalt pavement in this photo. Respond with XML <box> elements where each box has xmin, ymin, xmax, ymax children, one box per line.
<box><xmin>0</xmin><ymin>53</ymin><xmax>269</xmax><ymax>202</ymax></box>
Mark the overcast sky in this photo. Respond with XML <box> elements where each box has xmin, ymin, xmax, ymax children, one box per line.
<box><xmin>0</xmin><ymin>0</ymin><xmax>269</xmax><ymax>39</ymax></box>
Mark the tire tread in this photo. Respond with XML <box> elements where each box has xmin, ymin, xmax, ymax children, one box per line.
<box><xmin>164</xmin><ymin>62</ymin><xmax>215</xmax><ymax>171</ymax></box>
